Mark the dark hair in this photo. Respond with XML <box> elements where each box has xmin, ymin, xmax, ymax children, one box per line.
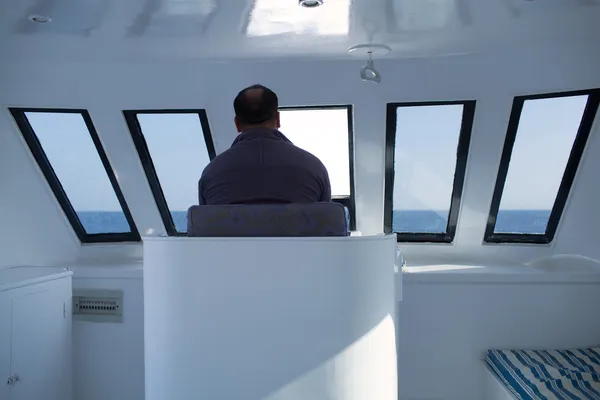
<box><xmin>233</xmin><ymin>84</ymin><xmax>279</xmax><ymax>125</ymax></box>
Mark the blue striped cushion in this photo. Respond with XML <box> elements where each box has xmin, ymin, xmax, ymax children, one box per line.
<box><xmin>486</xmin><ymin>347</ymin><xmax>600</xmax><ymax>399</ymax></box>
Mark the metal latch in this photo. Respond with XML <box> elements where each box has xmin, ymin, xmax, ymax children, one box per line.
<box><xmin>6</xmin><ymin>374</ymin><xmax>19</xmax><ymax>385</ymax></box>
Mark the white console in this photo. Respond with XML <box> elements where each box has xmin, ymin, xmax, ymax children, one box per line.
<box><xmin>143</xmin><ymin>235</ymin><xmax>399</xmax><ymax>400</ymax></box>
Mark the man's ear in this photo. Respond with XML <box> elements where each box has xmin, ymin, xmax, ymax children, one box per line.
<box><xmin>234</xmin><ymin>116</ymin><xmax>242</xmax><ymax>133</ymax></box>
<box><xmin>275</xmin><ymin>111</ymin><xmax>281</xmax><ymax>129</ymax></box>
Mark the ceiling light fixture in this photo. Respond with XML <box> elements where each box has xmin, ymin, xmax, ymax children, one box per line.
<box><xmin>28</xmin><ymin>14</ymin><xmax>52</xmax><ymax>23</ymax></box>
<box><xmin>360</xmin><ymin>54</ymin><xmax>381</xmax><ymax>84</ymax></box>
<box><xmin>299</xmin><ymin>0</ymin><xmax>324</xmax><ymax>7</ymax></box>
<box><xmin>348</xmin><ymin>44</ymin><xmax>391</xmax><ymax>84</ymax></box>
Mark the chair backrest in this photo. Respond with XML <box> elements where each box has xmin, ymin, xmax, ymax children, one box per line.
<box><xmin>187</xmin><ymin>202</ymin><xmax>350</xmax><ymax>237</ymax></box>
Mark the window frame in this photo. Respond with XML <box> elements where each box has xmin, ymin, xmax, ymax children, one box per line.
<box><xmin>123</xmin><ymin>109</ymin><xmax>217</xmax><ymax>236</ymax></box>
<box><xmin>9</xmin><ymin>108</ymin><xmax>140</xmax><ymax>243</ymax></box>
<box><xmin>383</xmin><ymin>100</ymin><xmax>476</xmax><ymax>243</ymax></box>
<box><xmin>484</xmin><ymin>89</ymin><xmax>600</xmax><ymax>244</ymax></box>
<box><xmin>278</xmin><ymin>104</ymin><xmax>357</xmax><ymax>230</ymax></box>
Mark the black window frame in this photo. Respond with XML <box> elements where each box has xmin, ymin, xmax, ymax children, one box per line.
<box><xmin>484</xmin><ymin>89</ymin><xmax>600</xmax><ymax>244</ymax></box>
<box><xmin>9</xmin><ymin>108</ymin><xmax>140</xmax><ymax>243</ymax></box>
<box><xmin>384</xmin><ymin>100</ymin><xmax>476</xmax><ymax>243</ymax></box>
<box><xmin>278</xmin><ymin>104</ymin><xmax>357</xmax><ymax>230</ymax></box>
<box><xmin>123</xmin><ymin>109</ymin><xmax>217</xmax><ymax>236</ymax></box>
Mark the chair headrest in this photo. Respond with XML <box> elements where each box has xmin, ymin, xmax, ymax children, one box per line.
<box><xmin>187</xmin><ymin>202</ymin><xmax>350</xmax><ymax>237</ymax></box>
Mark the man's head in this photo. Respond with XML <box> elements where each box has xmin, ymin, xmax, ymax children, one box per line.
<box><xmin>233</xmin><ymin>84</ymin><xmax>280</xmax><ymax>132</ymax></box>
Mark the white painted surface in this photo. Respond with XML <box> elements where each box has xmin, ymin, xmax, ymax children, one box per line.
<box><xmin>553</xmin><ymin>116</ymin><xmax>600</xmax><ymax>259</ymax></box>
<box><xmin>62</xmin><ymin>261</ymin><xmax>600</xmax><ymax>400</ymax></box>
<box><xmin>0</xmin><ymin>266</ymin><xmax>73</xmax><ymax>292</ymax></box>
<box><xmin>485</xmin><ymin>364</ymin><xmax>517</xmax><ymax>400</ymax></box>
<box><xmin>525</xmin><ymin>253</ymin><xmax>600</xmax><ymax>273</ymax></box>
<box><xmin>0</xmin><ymin>0</ymin><xmax>598</xmax><ymax>61</ymax></box>
<box><xmin>396</xmin><ymin>276</ymin><xmax>600</xmax><ymax>400</ymax></box>
<box><xmin>0</xmin><ymin>2</ymin><xmax>599</xmax><ymax>399</ymax></box>
<box><xmin>143</xmin><ymin>236</ymin><xmax>398</xmax><ymax>400</ymax></box>
<box><xmin>0</xmin><ymin>0</ymin><xmax>597</xmax><ymax>267</ymax></box>
<box><xmin>402</xmin><ymin>263</ymin><xmax>600</xmax><ymax>284</ymax></box>
<box><xmin>0</xmin><ymin>112</ymin><xmax>80</xmax><ymax>269</ymax></box>
<box><xmin>0</xmin><ymin>273</ymin><xmax>72</xmax><ymax>400</ymax></box>
<box><xmin>69</xmin><ymin>267</ymin><xmax>145</xmax><ymax>400</ymax></box>
<box><xmin>1</xmin><ymin>42</ymin><xmax>599</xmax><ymax>264</ymax></box>
<box><xmin>0</xmin><ymin>293</ymin><xmax>9</xmax><ymax>400</ymax></box>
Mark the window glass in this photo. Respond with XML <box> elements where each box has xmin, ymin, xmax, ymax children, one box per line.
<box><xmin>135</xmin><ymin>113</ymin><xmax>212</xmax><ymax>232</ymax></box>
<box><xmin>495</xmin><ymin>95</ymin><xmax>588</xmax><ymax>234</ymax></box>
<box><xmin>24</xmin><ymin>112</ymin><xmax>131</xmax><ymax>234</ymax></box>
<box><xmin>279</xmin><ymin>108</ymin><xmax>351</xmax><ymax>197</ymax></box>
<box><xmin>392</xmin><ymin>104</ymin><xmax>465</xmax><ymax>233</ymax></box>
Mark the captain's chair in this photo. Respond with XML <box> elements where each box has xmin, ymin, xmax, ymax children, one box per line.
<box><xmin>187</xmin><ymin>202</ymin><xmax>350</xmax><ymax>237</ymax></box>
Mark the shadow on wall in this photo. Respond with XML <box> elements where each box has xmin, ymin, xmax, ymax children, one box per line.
<box><xmin>143</xmin><ymin>237</ymin><xmax>398</xmax><ymax>400</ymax></box>
<box><xmin>245</xmin><ymin>314</ymin><xmax>396</xmax><ymax>400</ymax></box>
<box><xmin>525</xmin><ymin>253</ymin><xmax>600</xmax><ymax>272</ymax></box>
<box><xmin>148</xmin><ymin>273</ymin><xmax>395</xmax><ymax>399</ymax></box>
<box><xmin>262</xmin><ymin>314</ymin><xmax>397</xmax><ymax>400</ymax></box>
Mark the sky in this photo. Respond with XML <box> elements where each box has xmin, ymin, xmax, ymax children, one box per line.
<box><xmin>24</xmin><ymin>94</ymin><xmax>589</xmax><ymax>213</ymax></box>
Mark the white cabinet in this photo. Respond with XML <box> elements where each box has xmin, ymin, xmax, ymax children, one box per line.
<box><xmin>0</xmin><ymin>266</ymin><xmax>73</xmax><ymax>400</ymax></box>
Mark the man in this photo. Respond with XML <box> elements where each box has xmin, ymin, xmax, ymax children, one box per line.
<box><xmin>198</xmin><ymin>84</ymin><xmax>331</xmax><ymax>205</ymax></box>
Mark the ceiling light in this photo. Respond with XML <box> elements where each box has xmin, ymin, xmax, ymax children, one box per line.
<box><xmin>348</xmin><ymin>44</ymin><xmax>391</xmax><ymax>84</ymax></box>
<box><xmin>360</xmin><ymin>56</ymin><xmax>381</xmax><ymax>84</ymax></box>
<box><xmin>299</xmin><ymin>0</ymin><xmax>324</xmax><ymax>7</ymax></box>
<box><xmin>28</xmin><ymin>15</ymin><xmax>52</xmax><ymax>23</ymax></box>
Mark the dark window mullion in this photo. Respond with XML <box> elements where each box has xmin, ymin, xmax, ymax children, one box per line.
<box><xmin>9</xmin><ymin>108</ymin><xmax>140</xmax><ymax>243</ymax></box>
<box><xmin>11</xmin><ymin>109</ymin><xmax>88</xmax><ymax>242</ymax></box>
<box><xmin>124</xmin><ymin>111</ymin><xmax>177</xmax><ymax>236</ymax></box>
<box><xmin>279</xmin><ymin>105</ymin><xmax>356</xmax><ymax>230</ymax></box>
<box><xmin>445</xmin><ymin>101</ymin><xmax>476</xmax><ymax>241</ymax></box>
<box><xmin>346</xmin><ymin>105</ymin><xmax>357</xmax><ymax>231</ymax></box>
<box><xmin>80</xmin><ymin>111</ymin><xmax>140</xmax><ymax>241</ymax></box>
<box><xmin>123</xmin><ymin>109</ymin><xmax>216</xmax><ymax>235</ymax></box>
<box><xmin>484</xmin><ymin>89</ymin><xmax>599</xmax><ymax>244</ymax></box>
<box><xmin>483</xmin><ymin>99</ymin><xmax>525</xmax><ymax>241</ymax></box>
<box><xmin>543</xmin><ymin>92</ymin><xmax>599</xmax><ymax>242</ymax></box>
<box><xmin>384</xmin><ymin>100</ymin><xmax>475</xmax><ymax>243</ymax></box>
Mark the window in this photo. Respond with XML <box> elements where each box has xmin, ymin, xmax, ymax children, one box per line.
<box><xmin>279</xmin><ymin>105</ymin><xmax>356</xmax><ymax>229</ymax></box>
<box><xmin>9</xmin><ymin>108</ymin><xmax>139</xmax><ymax>243</ymax></box>
<box><xmin>124</xmin><ymin>110</ymin><xmax>216</xmax><ymax>235</ymax></box>
<box><xmin>485</xmin><ymin>90</ymin><xmax>599</xmax><ymax>244</ymax></box>
<box><xmin>384</xmin><ymin>101</ymin><xmax>475</xmax><ymax>242</ymax></box>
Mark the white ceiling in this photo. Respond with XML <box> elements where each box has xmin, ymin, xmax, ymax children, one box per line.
<box><xmin>0</xmin><ymin>0</ymin><xmax>598</xmax><ymax>62</ymax></box>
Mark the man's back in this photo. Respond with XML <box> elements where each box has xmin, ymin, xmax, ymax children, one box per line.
<box><xmin>199</xmin><ymin>128</ymin><xmax>331</xmax><ymax>205</ymax></box>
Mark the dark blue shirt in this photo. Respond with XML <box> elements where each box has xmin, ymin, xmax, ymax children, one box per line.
<box><xmin>198</xmin><ymin>128</ymin><xmax>331</xmax><ymax>205</ymax></box>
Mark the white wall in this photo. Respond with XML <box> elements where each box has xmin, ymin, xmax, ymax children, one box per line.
<box><xmin>64</xmin><ymin>264</ymin><xmax>600</xmax><ymax>400</ymax></box>
<box><xmin>2</xmin><ymin>43</ymin><xmax>600</xmax><ymax>264</ymax></box>
<box><xmin>0</xmin><ymin>102</ymin><xmax>80</xmax><ymax>269</ymax></box>
<box><xmin>554</xmin><ymin>114</ymin><xmax>600</xmax><ymax>259</ymax></box>
<box><xmin>2</xmin><ymin>41</ymin><xmax>600</xmax><ymax>400</ymax></box>
<box><xmin>143</xmin><ymin>236</ymin><xmax>397</xmax><ymax>400</ymax></box>
<box><xmin>69</xmin><ymin>265</ymin><xmax>145</xmax><ymax>400</ymax></box>
<box><xmin>397</xmin><ymin>272</ymin><xmax>600</xmax><ymax>400</ymax></box>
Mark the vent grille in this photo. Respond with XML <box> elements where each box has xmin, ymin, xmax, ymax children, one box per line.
<box><xmin>73</xmin><ymin>289</ymin><xmax>123</xmax><ymax>322</ymax></box>
<box><xmin>76</xmin><ymin>298</ymin><xmax>120</xmax><ymax>314</ymax></box>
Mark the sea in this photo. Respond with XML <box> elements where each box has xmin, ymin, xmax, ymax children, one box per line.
<box><xmin>77</xmin><ymin>210</ymin><xmax>551</xmax><ymax>235</ymax></box>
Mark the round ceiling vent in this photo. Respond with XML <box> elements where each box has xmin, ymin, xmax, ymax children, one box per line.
<box><xmin>299</xmin><ymin>0</ymin><xmax>324</xmax><ymax>7</ymax></box>
<box><xmin>28</xmin><ymin>15</ymin><xmax>52</xmax><ymax>23</ymax></box>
